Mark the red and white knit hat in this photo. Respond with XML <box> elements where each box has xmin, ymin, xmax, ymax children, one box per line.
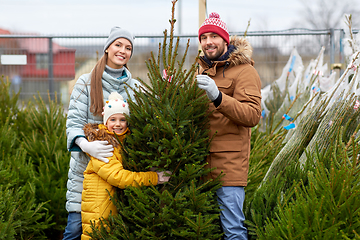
<box><xmin>198</xmin><ymin>12</ymin><xmax>229</xmax><ymax>45</ymax></box>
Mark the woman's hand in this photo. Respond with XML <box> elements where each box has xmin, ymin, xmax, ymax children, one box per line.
<box><xmin>76</xmin><ymin>137</ymin><xmax>114</xmax><ymax>163</ymax></box>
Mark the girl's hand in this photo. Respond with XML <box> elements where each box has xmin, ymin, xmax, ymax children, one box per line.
<box><xmin>156</xmin><ymin>171</ymin><xmax>172</xmax><ymax>184</ymax></box>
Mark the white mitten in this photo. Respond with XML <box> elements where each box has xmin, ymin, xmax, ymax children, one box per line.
<box><xmin>196</xmin><ymin>75</ymin><xmax>220</xmax><ymax>101</ymax></box>
<box><xmin>76</xmin><ymin>137</ymin><xmax>114</xmax><ymax>163</ymax></box>
<box><xmin>156</xmin><ymin>171</ymin><xmax>172</xmax><ymax>184</ymax></box>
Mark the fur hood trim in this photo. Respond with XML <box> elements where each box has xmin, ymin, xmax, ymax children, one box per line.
<box><xmin>228</xmin><ymin>36</ymin><xmax>253</xmax><ymax>66</ymax></box>
<box><xmin>83</xmin><ymin>123</ymin><xmax>129</xmax><ymax>148</ymax></box>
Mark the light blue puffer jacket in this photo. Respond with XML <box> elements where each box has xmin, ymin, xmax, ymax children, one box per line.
<box><xmin>65</xmin><ymin>68</ymin><xmax>141</xmax><ymax>212</ymax></box>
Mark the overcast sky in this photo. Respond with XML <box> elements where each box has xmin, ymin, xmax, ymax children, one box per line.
<box><xmin>0</xmin><ymin>0</ymin><xmax>305</xmax><ymax>36</ymax></box>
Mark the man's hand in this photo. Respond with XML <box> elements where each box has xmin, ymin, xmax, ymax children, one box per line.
<box><xmin>77</xmin><ymin>138</ymin><xmax>113</xmax><ymax>163</ymax></box>
<box><xmin>196</xmin><ymin>75</ymin><xmax>220</xmax><ymax>101</ymax></box>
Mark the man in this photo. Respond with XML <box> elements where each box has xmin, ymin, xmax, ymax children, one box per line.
<box><xmin>196</xmin><ymin>12</ymin><xmax>262</xmax><ymax>240</ymax></box>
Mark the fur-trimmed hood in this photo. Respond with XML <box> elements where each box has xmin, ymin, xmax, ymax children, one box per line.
<box><xmin>83</xmin><ymin>123</ymin><xmax>129</xmax><ymax>148</ymax></box>
<box><xmin>227</xmin><ymin>36</ymin><xmax>253</xmax><ymax>66</ymax></box>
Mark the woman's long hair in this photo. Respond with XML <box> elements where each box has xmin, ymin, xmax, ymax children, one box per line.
<box><xmin>89</xmin><ymin>51</ymin><xmax>130</xmax><ymax>116</ymax></box>
<box><xmin>89</xmin><ymin>54</ymin><xmax>107</xmax><ymax>116</ymax></box>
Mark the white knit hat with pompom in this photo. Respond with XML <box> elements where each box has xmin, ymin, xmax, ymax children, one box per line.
<box><xmin>102</xmin><ymin>92</ymin><xmax>130</xmax><ymax>125</ymax></box>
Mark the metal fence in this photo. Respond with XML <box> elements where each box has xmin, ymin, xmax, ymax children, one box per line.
<box><xmin>0</xmin><ymin>28</ymin><xmax>351</xmax><ymax>107</ymax></box>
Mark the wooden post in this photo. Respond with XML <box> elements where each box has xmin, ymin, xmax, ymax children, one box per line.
<box><xmin>198</xmin><ymin>0</ymin><xmax>206</xmax><ymax>50</ymax></box>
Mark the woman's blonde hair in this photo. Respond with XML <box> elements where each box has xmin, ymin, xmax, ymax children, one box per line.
<box><xmin>89</xmin><ymin>53</ymin><xmax>129</xmax><ymax>116</ymax></box>
<box><xmin>89</xmin><ymin>54</ymin><xmax>107</xmax><ymax>116</ymax></box>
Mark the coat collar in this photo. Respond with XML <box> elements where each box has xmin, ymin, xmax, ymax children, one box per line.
<box><xmin>102</xmin><ymin>67</ymin><xmax>132</xmax><ymax>89</ymax></box>
<box><xmin>83</xmin><ymin>123</ymin><xmax>130</xmax><ymax>148</ymax></box>
<box><xmin>201</xmin><ymin>45</ymin><xmax>236</xmax><ymax>66</ymax></box>
<box><xmin>98</xmin><ymin>124</ymin><xmax>129</xmax><ymax>137</ymax></box>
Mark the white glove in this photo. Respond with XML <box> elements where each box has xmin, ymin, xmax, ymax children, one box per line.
<box><xmin>156</xmin><ymin>171</ymin><xmax>172</xmax><ymax>184</ymax></box>
<box><xmin>196</xmin><ymin>75</ymin><xmax>220</xmax><ymax>101</ymax></box>
<box><xmin>76</xmin><ymin>137</ymin><xmax>114</xmax><ymax>163</ymax></box>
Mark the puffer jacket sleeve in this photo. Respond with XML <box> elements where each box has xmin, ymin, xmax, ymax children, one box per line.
<box><xmin>217</xmin><ymin>64</ymin><xmax>262</xmax><ymax>127</ymax></box>
<box><xmin>90</xmin><ymin>151</ymin><xmax>158</xmax><ymax>189</ymax></box>
<box><xmin>66</xmin><ymin>74</ymin><xmax>91</xmax><ymax>151</ymax></box>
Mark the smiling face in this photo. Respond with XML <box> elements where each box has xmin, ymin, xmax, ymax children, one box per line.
<box><xmin>106</xmin><ymin>38</ymin><xmax>132</xmax><ymax>69</ymax></box>
<box><xmin>106</xmin><ymin>113</ymin><xmax>128</xmax><ymax>134</ymax></box>
<box><xmin>200</xmin><ymin>32</ymin><xmax>228</xmax><ymax>61</ymax></box>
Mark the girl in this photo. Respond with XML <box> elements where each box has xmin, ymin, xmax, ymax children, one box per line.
<box><xmin>80</xmin><ymin>92</ymin><xmax>170</xmax><ymax>240</ymax></box>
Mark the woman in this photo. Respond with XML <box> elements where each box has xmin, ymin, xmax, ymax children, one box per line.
<box><xmin>63</xmin><ymin>26</ymin><xmax>141</xmax><ymax>240</ymax></box>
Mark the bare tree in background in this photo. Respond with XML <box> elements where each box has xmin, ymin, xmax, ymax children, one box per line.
<box><xmin>294</xmin><ymin>0</ymin><xmax>360</xmax><ymax>29</ymax></box>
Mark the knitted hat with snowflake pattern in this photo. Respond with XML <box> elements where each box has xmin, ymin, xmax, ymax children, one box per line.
<box><xmin>198</xmin><ymin>12</ymin><xmax>229</xmax><ymax>45</ymax></box>
<box><xmin>102</xmin><ymin>92</ymin><xmax>129</xmax><ymax>125</ymax></box>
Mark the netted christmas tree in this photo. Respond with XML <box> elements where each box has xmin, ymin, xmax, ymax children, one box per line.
<box><xmin>89</xmin><ymin>1</ymin><xmax>223</xmax><ymax>239</ymax></box>
<box><xmin>262</xmin><ymin>45</ymin><xmax>360</xmax><ymax>184</ymax></box>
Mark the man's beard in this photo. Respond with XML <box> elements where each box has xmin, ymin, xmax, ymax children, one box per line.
<box><xmin>203</xmin><ymin>44</ymin><xmax>226</xmax><ymax>61</ymax></box>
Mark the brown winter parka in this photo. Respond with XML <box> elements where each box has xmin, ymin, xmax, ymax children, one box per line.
<box><xmin>197</xmin><ymin>36</ymin><xmax>262</xmax><ymax>186</ymax></box>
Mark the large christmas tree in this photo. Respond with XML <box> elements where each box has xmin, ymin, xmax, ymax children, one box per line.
<box><xmin>89</xmin><ymin>1</ymin><xmax>223</xmax><ymax>239</ymax></box>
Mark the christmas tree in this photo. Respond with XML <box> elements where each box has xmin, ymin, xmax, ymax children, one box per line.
<box><xmin>89</xmin><ymin>1</ymin><xmax>223</xmax><ymax>239</ymax></box>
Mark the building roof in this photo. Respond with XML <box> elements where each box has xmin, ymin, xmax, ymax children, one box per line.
<box><xmin>0</xmin><ymin>28</ymin><xmax>11</xmax><ymax>35</ymax></box>
<box><xmin>17</xmin><ymin>38</ymin><xmax>75</xmax><ymax>54</ymax></box>
<box><xmin>0</xmin><ymin>27</ymin><xmax>75</xmax><ymax>54</ymax></box>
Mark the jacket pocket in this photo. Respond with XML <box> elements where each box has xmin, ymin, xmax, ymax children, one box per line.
<box><xmin>210</xmin><ymin>139</ymin><xmax>243</xmax><ymax>152</ymax></box>
<box><xmin>244</xmin><ymin>88</ymin><xmax>261</xmax><ymax>99</ymax></box>
<box><xmin>217</xmin><ymin>78</ymin><xmax>234</xmax><ymax>95</ymax></box>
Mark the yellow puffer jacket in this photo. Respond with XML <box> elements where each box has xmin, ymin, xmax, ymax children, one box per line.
<box><xmin>81</xmin><ymin>123</ymin><xmax>158</xmax><ymax>240</ymax></box>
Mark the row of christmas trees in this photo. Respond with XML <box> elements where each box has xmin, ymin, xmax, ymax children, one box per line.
<box><xmin>0</xmin><ymin>77</ymin><xmax>69</xmax><ymax>239</ymax></box>
<box><xmin>246</xmin><ymin>14</ymin><xmax>360</xmax><ymax>239</ymax></box>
